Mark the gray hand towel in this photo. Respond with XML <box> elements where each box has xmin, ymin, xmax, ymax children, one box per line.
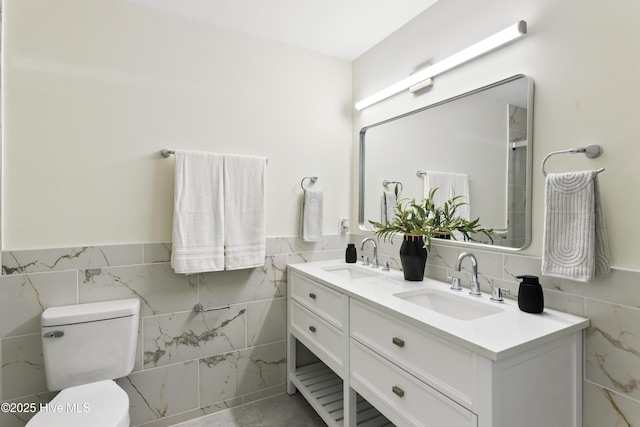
<box><xmin>542</xmin><ymin>170</ymin><xmax>610</xmax><ymax>282</ymax></box>
<box><xmin>299</xmin><ymin>189</ymin><xmax>323</xmax><ymax>242</ymax></box>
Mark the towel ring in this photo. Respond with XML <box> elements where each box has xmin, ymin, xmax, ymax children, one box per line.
<box><xmin>301</xmin><ymin>176</ymin><xmax>318</xmax><ymax>190</ymax></box>
<box><xmin>541</xmin><ymin>144</ymin><xmax>605</xmax><ymax>176</ymax></box>
<box><xmin>382</xmin><ymin>180</ymin><xmax>403</xmax><ymax>193</ymax></box>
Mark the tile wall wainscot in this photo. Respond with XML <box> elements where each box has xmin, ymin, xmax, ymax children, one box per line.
<box><xmin>3</xmin><ymin>234</ymin><xmax>639</xmax><ymax>427</ymax></box>
<box><xmin>0</xmin><ymin>235</ymin><xmax>347</xmax><ymax>427</ymax></box>
<box><xmin>360</xmin><ymin>233</ymin><xmax>640</xmax><ymax>426</ymax></box>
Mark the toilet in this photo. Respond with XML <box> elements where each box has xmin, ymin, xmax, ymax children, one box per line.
<box><xmin>27</xmin><ymin>298</ymin><xmax>140</xmax><ymax>427</ymax></box>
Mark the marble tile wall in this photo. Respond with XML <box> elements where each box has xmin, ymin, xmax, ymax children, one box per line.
<box><xmin>0</xmin><ymin>235</ymin><xmax>347</xmax><ymax>427</ymax></box>
<box><xmin>2</xmin><ymin>234</ymin><xmax>638</xmax><ymax>427</ymax></box>
<box><xmin>366</xmin><ymin>235</ymin><xmax>640</xmax><ymax>427</ymax></box>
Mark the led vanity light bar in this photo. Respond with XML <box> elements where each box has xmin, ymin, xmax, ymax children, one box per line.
<box><xmin>355</xmin><ymin>20</ymin><xmax>527</xmax><ymax>110</ymax></box>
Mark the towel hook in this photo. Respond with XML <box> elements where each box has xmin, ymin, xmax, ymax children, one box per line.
<box><xmin>382</xmin><ymin>180</ymin><xmax>403</xmax><ymax>193</ymax></box>
<box><xmin>301</xmin><ymin>176</ymin><xmax>318</xmax><ymax>190</ymax></box>
<box><xmin>541</xmin><ymin>144</ymin><xmax>605</xmax><ymax>176</ymax></box>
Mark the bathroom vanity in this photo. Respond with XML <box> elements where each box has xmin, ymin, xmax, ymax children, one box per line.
<box><xmin>286</xmin><ymin>260</ymin><xmax>589</xmax><ymax>427</ymax></box>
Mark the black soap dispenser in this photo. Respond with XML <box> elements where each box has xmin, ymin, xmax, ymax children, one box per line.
<box><xmin>516</xmin><ymin>275</ymin><xmax>544</xmax><ymax>313</ymax></box>
<box><xmin>345</xmin><ymin>243</ymin><xmax>357</xmax><ymax>263</ymax></box>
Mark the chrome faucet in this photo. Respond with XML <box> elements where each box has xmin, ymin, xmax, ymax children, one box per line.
<box><xmin>360</xmin><ymin>237</ymin><xmax>379</xmax><ymax>268</ymax></box>
<box><xmin>455</xmin><ymin>252</ymin><xmax>481</xmax><ymax>296</ymax></box>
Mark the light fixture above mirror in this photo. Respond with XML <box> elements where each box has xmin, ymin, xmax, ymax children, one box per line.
<box><xmin>355</xmin><ymin>20</ymin><xmax>528</xmax><ymax>110</ymax></box>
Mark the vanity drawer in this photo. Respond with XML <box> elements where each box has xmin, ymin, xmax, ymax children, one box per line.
<box><xmin>289</xmin><ymin>272</ymin><xmax>344</xmax><ymax>330</ymax></box>
<box><xmin>350</xmin><ymin>299</ymin><xmax>475</xmax><ymax>408</ymax></box>
<box><xmin>350</xmin><ymin>339</ymin><xmax>477</xmax><ymax>427</ymax></box>
<box><xmin>290</xmin><ymin>300</ymin><xmax>343</xmax><ymax>376</ymax></box>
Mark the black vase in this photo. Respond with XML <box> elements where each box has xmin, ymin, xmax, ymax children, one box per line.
<box><xmin>399</xmin><ymin>234</ymin><xmax>428</xmax><ymax>281</ymax></box>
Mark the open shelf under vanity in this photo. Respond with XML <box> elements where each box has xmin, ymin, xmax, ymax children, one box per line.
<box><xmin>290</xmin><ymin>361</ymin><xmax>394</xmax><ymax>427</ymax></box>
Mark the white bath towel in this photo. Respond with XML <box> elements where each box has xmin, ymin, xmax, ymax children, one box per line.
<box><xmin>381</xmin><ymin>190</ymin><xmax>397</xmax><ymax>226</ymax></box>
<box><xmin>171</xmin><ymin>150</ymin><xmax>225</xmax><ymax>274</ymax></box>
<box><xmin>542</xmin><ymin>170</ymin><xmax>610</xmax><ymax>282</ymax></box>
<box><xmin>223</xmin><ymin>154</ymin><xmax>267</xmax><ymax>270</ymax></box>
<box><xmin>299</xmin><ymin>189</ymin><xmax>323</xmax><ymax>242</ymax></box>
<box><xmin>424</xmin><ymin>171</ymin><xmax>470</xmax><ymax>220</ymax></box>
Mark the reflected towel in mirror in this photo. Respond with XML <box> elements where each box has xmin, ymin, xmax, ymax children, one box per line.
<box><xmin>423</xmin><ymin>171</ymin><xmax>470</xmax><ymax>220</ymax></box>
<box><xmin>381</xmin><ymin>191</ymin><xmax>397</xmax><ymax>226</ymax></box>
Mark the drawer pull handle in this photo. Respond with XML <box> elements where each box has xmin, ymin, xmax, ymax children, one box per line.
<box><xmin>309</xmin><ymin>326</ymin><xmax>317</xmax><ymax>333</ymax></box>
<box><xmin>309</xmin><ymin>293</ymin><xmax>317</xmax><ymax>299</ymax></box>
<box><xmin>43</xmin><ymin>330</ymin><xmax>64</xmax><ymax>338</ymax></box>
<box><xmin>392</xmin><ymin>337</ymin><xmax>405</xmax><ymax>347</ymax></box>
<box><xmin>392</xmin><ymin>386</ymin><xmax>405</xmax><ymax>398</ymax></box>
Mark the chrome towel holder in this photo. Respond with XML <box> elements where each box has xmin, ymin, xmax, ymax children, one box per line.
<box><xmin>301</xmin><ymin>176</ymin><xmax>318</xmax><ymax>190</ymax></box>
<box><xmin>541</xmin><ymin>144</ymin><xmax>605</xmax><ymax>176</ymax></box>
<box><xmin>382</xmin><ymin>179</ymin><xmax>403</xmax><ymax>193</ymax></box>
<box><xmin>161</xmin><ymin>149</ymin><xmax>268</xmax><ymax>164</ymax></box>
<box><xmin>193</xmin><ymin>303</ymin><xmax>230</xmax><ymax>313</ymax></box>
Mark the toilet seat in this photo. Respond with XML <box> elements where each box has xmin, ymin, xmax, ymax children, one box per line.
<box><xmin>27</xmin><ymin>380</ymin><xmax>129</xmax><ymax>427</ymax></box>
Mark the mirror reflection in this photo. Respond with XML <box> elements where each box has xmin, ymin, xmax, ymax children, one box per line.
<box><xmin>359</xmin><ymin>75</ymin><xmax>533</xmax><ymax>250</ymax></box>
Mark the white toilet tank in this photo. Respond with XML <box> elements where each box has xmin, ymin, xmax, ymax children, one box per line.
<box><xmin>41</xmin><ymin>298</ymin><xmax>140</xmax><ymax>391</ymax></box>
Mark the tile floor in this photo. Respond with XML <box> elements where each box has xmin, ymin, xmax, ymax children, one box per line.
<box><xmin>173</xmin><ymin>393</ymin><xmax>327</xmax><ymax>427</ymax></box>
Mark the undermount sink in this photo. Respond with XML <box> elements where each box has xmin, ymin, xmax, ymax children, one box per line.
<box><xmin>394</xmin><ymin>288</ymin><xmax>503</xmax><ymax>321</ymax></box>
<box><xmin>321</xmin><ymin>265</ymin><xmax>382</xmax><ymax>280</ymax></box>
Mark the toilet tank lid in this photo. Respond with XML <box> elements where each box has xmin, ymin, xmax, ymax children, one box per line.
<box><xmin>42</xmin><ymin>298</ymin><xmax>140</xmax><ymax>327</ymax></box>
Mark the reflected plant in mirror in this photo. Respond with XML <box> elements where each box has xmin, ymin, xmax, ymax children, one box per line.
<box><xmin>359</xmin><ymin>75</ymin><xmax>534</xmax><ymax>250</ymax></box>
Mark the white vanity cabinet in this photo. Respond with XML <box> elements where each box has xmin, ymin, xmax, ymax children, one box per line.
<box><xmin>287</xmin><ymin>262</ymin><xmax>586</xmax><ymax>427</ymax></box>
<box><xmin>350</xmin><ymin>299</ymin><xmax>477</xmax><ymax>427</ymax></box>
<box><xmin>349</xmin><ymin>299</ymin><xmax>583</xmax><ymax>427</ymax></box>
<box><xmin>287</xmin><ymin>270</ymin><xmax>392</xmax><ymax>427</ymax></box>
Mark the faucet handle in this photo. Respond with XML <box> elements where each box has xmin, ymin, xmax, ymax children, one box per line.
<box><xmin>382</xmin><ymin>260</ymin><xmax>391</xmax><ymax>271</ymax></box>
<box><xmin>362</xmin><ymin>256</ymin><xmax>369</xmax><ymax>266</ymax></box>
<box><xmin>490</xmin><ymin>285</ymin><xmax>511</xmax><ymax>302</ymax></box>
<box><xmin>449</xmin><ymin>276</ymin><xmax>462</xmax><ymax>291</ymax></box>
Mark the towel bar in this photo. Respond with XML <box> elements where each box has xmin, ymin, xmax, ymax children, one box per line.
<box><xmin>161</xmin><ymin>149</ymin><xmax>268</xmax><ymax>164</ymax></box>
<box><xmin>415</xmin><ymin>170</ymin><xmax>469</xmax><ymax>178</ymax></box>
<box><xmin>193</xmin><ymin>303</ymin><xmax>230</xmax><ymax>313</ymax></box>
<box><xmin>541</xmin><ymin>144</ymin><xmax>605</xmax><ymax>176</ymax></box>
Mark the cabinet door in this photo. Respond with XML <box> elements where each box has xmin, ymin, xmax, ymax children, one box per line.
<box><xmin>351</xmin><ymin>339</ymin><xmax>477</xmax><ymax>427</ymax></box>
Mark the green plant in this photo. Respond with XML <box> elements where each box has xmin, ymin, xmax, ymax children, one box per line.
<box><xmin>368</xmin><ymin>188</ymin><xmax>494</xmax><ymax>250</ymax></box>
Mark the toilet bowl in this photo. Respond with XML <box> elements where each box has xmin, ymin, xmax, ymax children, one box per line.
<box><xmin>27</xmin><ymin>380</ymin><xmax>129</xmax><ymax>427</ymax></box>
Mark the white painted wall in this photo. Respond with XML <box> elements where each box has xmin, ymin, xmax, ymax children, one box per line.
<box><xmin>353</xmin><ymin>0</ymin><xmax>640</xmax><ymax>269</ymax></box>
<box><xmin>2</xmin><ymin>0</ymin><xmax>352</xmax><ymax>249</ymax></box>
<box><xmin>5</xmin><ymin>0</ymin><xmax>640</xmax><ymax>270</ymax></box>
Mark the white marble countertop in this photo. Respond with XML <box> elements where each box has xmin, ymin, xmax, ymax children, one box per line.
<box><xmin>288</xmin><ymin>260</ymin><xmax>590</xmax><ymax>361</ymax></box>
